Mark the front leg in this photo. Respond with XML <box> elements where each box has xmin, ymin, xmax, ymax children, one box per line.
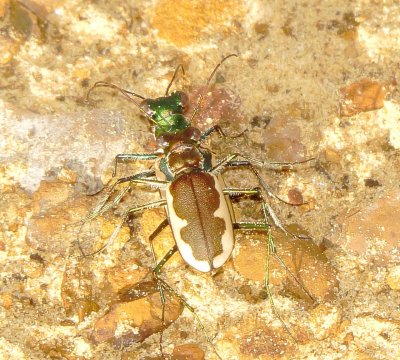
<box><xmin>113</xmin><ymin>153</ymin><xmax>159</xmax><ymax>176</ymax></box>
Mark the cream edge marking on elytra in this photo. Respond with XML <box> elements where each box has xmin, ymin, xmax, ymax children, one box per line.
<box><xmin>165</xmin><ymin>175</ymin><xmax>234</xmax><ymax>273</ymax></box>
<box><xmin>210</xmin><ymin>174</ymin><xmax>234</xmax><ymax>269</ymax></box>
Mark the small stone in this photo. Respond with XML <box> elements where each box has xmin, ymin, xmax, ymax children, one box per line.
<box><xmin>72</xmin><ymin>67</ymin><xmax>92</xmax><ymax>81</ymax></box>
<box><xmin>238</xmin><ymin>284</ymin><xmax>252</xmax><ymax>295</ymax></box>
<box><xmin>350</xmin><ymin>315</ymin><xmax>400</xmax><ymax>358</ymax></box>
<box><xmin>61</xmin><ymin>262</ymin><xmax>95</xmax><ymax>318</ymax></box>
<box><xmin>343</xmin><ymin>331</ymin><xmax>354</xmax><ymax>346</ymax></box>
<box><xmin>105</xmin><ymin>259</ymin><xmax>149</xmax><ymax>295</ymax></box>
<box><xmin>337</xmin><ymin>11</ymin><xmax>359</xmax><ymax>38</ymax></box>
<box><xmin>324</xmin><ymin>148</ymin><xmax>342</xmax><ymax>164</ymax></box>
<box><xmin>77</xmin><ymin>299</ymin><xmax>100</xmax><ymax>322</ymax></box>
<box><xmin>240</xmin><ymin>327</ymin><xmax>293</xmax><ymax>357</ymax></box>
<box><xmin>339</xmin><ymin>79</ymin><xmax>387</xmax><ymax>117</ymax></box>
<box><xmin>364</xmin><ymin>178</ymin><xmax>381</xmax><ymax>188</ymax></box>
<box><xmin>261</xmin><ymin>116</ymin><xmax>310</xmax><ymax>163</ymax></box>
<box><xmin>172</xmin><ymin>344</ymin><xmax>205</xmax><ymax>360</ymax></box>
<box><xmin>287</xmin><ymin>188</ymin><xmax>304</xmax><ymax>205</ymax></box>
<box><xmin>92</xmin><ymin>289</ymin><xmax>183</xmax><ymax>347</ymax></box>
<box><xmin>8</xmin><ymin>0</ymin><xmax>48</xmax><ymax>41</ymax></box>
<box><xmin>387</xmin><ymin>266</ymin><xmax>400</xmax><ymax>290</ymax></box>
<box><xmin>30</xmin><ymin>180</ymin><xmax>73</xmax><ymax>214</ymax></box>
<box><xmin>0</xmin><ymin>186</ymin><xmax>31</xmax><ymax>234</ymax></box>
<box><xmin>0</xmin><ymin>0</ymin><xmax>7</xmax><ymax>18</ymax></box>
<box><xmin>27</xmin><ymin>179</ymin><xmax>129</xmax><ymax>256</ymax></box>
<box><xmin>1</xmin><ymin>293</ymin><xmax>14</xmax><ymax>310</ymax></box>
<box><xmin>254</xmin><ymin>22</ymin><xmax>269</xmax><ymax>35</ymax></box>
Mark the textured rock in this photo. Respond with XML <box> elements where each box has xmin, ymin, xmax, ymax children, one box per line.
<box><xmin>152</xmin><ymin>0</ymin><xmax>243</xmax><ymax>46</ymax></box>
<box><xmin>92</xmin><ymin>284</ymin><xmax>183</xmax><ymax>347</ymax></box>
<box><xmin>234</xmin><ymin>228</ymin><xmax>338</xmax><ymax>303</ymax></box>
<box><xmin>333</xmin><ymin>190</ymin><xmax>400</xmax><ymax>258</ymax></box>
<box><xmin>387</xmin><ymin>266</ymin><xmax>400</xmax><ymax>291</ymax></box>
<box><xmin>218</xmin><ymin>315</ymin><xmax>296</xmax><ymax>359</ymax></box>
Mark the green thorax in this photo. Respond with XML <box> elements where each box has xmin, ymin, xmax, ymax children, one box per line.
<box><xmin>143</xmin><ymin>91</ymin><xmax>190</xmax><ymax>137</ymax></box>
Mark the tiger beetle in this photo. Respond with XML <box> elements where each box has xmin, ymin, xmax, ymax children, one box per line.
<box><xmin>81</xmin><ymin>54</ymin><xmax>315</xmax><ymax>359</ymax></box>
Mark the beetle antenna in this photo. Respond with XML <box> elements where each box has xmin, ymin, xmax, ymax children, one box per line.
<box><xmin>86</xmin><ymin>81</ymin><xmax>146</xmax><ymax>100</ymax></box>
<box><xmin>190</xmin><ymin>53</ymin><xmax>238</xmax><ymax>123</ymax></box>
<box><xmin>86</xmin><ymin>81</ymin><xmax>158</xmax><ymax>125</ymax></box>
<box><xmin>165</xmin><ymin>64</ymin><xmax>185</xmax><ymax>96</ymax></box>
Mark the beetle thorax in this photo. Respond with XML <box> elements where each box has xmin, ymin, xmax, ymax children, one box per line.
<box><xmin>166</xmin><ymin>144</ymin><xmax>204</xmax><ymax>175</ymax></box>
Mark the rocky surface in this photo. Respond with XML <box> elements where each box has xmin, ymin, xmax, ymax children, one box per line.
<box><xmin>1</xmin><ymin>0</ymin><xmax>399</xmax><ymax>359</ymax></box>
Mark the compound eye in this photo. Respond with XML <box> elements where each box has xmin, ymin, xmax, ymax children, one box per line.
<box><xmin>139</xmin><ymin>100</ymin><xmax>154</xmax><ymax>117</ymax></box>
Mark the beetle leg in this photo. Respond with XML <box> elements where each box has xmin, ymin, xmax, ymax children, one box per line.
<box><xmin>212</xmin><ymin>154</ymin><xmax>288</xmax><ymax>202</ymax></box>
<box><xmin>82</xmin><ymin>170</ymin><xmax>157</xmax><ymax>223</ymax></box>
<box><xmin>213</xmin><ymin>153</ymin><xmax>311</xmax><ymax>204</ymax></box>
<box><xmin>226</xmin><ymin>159</ymin><xmax>309</xmax><ymax>207</ymax></box>
<box><xmin>148</xmin><ymin>219</ymin><xmax>171</xmax><ymax>306</ymax></box>
<box><xmin>159</xmin><ymin>279</ymin><xmax>223</xmax><ymax>360</ymax></box>
<box><xmin>200</xmin><ymin>125</ymin><xmax>248</xmax><ymax>142</ymax></box>
<box><xmin>260</xmin><ymin>158</ymin><xmax>315</xmax><ymax>170</ymax></box>
<box><xmin>214</xmin><ymin>155</ymin><xmax>311</xmax><ymax>240</ymax></box>
<box><xmin>200</xmin><ymin>125</ymin><xmax>226</xmax><ymax>141</ymax></box>
<box><xmin>224</xmin><ymin>187</ymin><xmax>316</xmax><ymax>342</ymax></box>
<box><xmin>112</xmin><ymin>153</ymin><xmax>159</xmax><ymax>177</ymax></box>
<box><xmin>225</xmin><ymin>187</ymin><xmax>315</xmax><ymax>300</ymax></box>
<box><xmin>147</xmin><ymin>230</ymin><xmax>177</xmax><ymax>359</ymax></box>
<box><xmin>148</xmin><ymin>219</ymin><xmax>170</xmax><ymax>265</ymax></box>
<box><xmin>150</xmin><ymin>244</ymin><xmax>222</xmax><ymax>359</ymax></box>
<box><xmin>262</xmin><ymin>223</ymin><xmax>299</xmax><ymax>343</ymax></box>
<box><xmin>151</xmin><ymin>244</ymin><xmax>179</xmax><ymax>335</ymax></box>
<box><xmin>77</xmin><ymin>171</ymin><xmax>167</xmax><ymax>255</ymax></box>
<box><xmin>78</xmin><ymin>199</ymin><xmax>167</xmax><ymax>257</ymax></box>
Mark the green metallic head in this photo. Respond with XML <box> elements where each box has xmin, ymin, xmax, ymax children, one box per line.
<box><xmin>141</xmin><ymin>91</ymin><xmax>190</xmax><ymax>138</ymax></box>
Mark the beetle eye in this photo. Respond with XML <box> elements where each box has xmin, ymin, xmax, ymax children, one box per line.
<box><xmin>140</xmin><ymin>100</ymin><xmax>153</xmax><ymax>117</ymax></box>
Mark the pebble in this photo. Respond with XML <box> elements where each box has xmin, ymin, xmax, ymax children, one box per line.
<box><xmin>172</xmin><ymin>344</ymin><xmax>205</xmax><ymax>360</ymax></box>
<box><xmin>92</xmin><ymin>289</ymin><xmax>182</xmax><ymax>347</ymax></box>
<box><xmin>339</xmin><ymin>79</ymin><xmax>387</xmax><ymax>117</ymax></box>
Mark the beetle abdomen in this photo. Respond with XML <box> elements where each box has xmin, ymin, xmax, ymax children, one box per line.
<box><xmin>166</xmin><ymin>171</ymin><xmax>234</xmax><ymax>272</ymax></box>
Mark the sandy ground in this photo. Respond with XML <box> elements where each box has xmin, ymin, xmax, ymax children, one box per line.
<box><xmin>1</xmin><ymin>1</ymin><xmax>400</xmax><ymax>359</ymax></box>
